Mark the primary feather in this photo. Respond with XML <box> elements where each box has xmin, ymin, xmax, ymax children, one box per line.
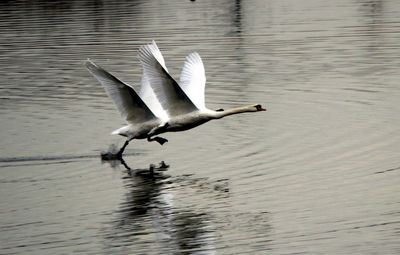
<box><xmin>179</xmin><ymin>52</ymin><xmax>206</xmax><ymax>110</ymax></box>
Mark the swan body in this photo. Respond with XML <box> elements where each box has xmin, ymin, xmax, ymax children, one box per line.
<box><xmin>85</xmin><ymin>41</ymin><xmax>265</xmax><ymax>159</ymax></box>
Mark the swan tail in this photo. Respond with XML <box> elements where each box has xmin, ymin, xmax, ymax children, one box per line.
<box><xmin>111</xmin><ymin>125</ymin><xmax>130</xmax><ymax>136</ymax></box>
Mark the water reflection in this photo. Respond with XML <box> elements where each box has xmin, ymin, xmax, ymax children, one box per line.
<box><xmin>103</xmin><ymin>160</ymin><xmax>217</xmax><ymax>255</ymax></box>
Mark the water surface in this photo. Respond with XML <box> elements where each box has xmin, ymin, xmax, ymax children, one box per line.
<box><xmin>1</xmin><ymin>0</ymin><xmax>399</xmax><ymax>254</ymax></box>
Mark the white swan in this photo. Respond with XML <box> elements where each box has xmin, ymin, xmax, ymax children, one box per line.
<box><xmin>85</xmin><ymin>41</ymin><xmax>266</xmax><ymax>159</ymax></box>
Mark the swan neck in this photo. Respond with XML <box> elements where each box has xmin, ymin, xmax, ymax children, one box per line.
<box><xmin>214</xmin><ymin>105</ymin><xmax>254</xmax><ymax>119</ymax></box>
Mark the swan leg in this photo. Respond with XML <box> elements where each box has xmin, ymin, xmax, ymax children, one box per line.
<box><xmin>117</xmin><ymin>140</ymin><xmax>130</xmax><ymax>156</ymax></box>
<box><xmin>147</xmin><ymin>136</ymin><xmax>168</xmax><ymax>145</ymax></box>
<box><xmin>101</xmin><ymin>140</ymin><xmax>130</xmax><ymax>160</ymax></box>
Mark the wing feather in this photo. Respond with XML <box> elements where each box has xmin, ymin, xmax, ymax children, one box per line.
<box><xmin>138</xmin><ymin>41</ymin><xmax>198</xmax><ymax>117</ymax></box>
<box><xmin>179</xmin><ymin>52</ymin><xmax>206</xmax><ymax>110</ymax></box>
<box><xmin>139</xmin><ymin>46</ymin><xmax>169</xmax><ymax>122</ymax></box>
<box><xmin>85</xmin><ymin>60</ymin><xmax>156</xmax><ymax>124</ymax></box>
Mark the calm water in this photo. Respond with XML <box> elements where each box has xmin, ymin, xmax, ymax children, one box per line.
<box><xmin>1</xmin><ymin>0</ymin><xmax>400</xmax><ymax>254</ymax></box>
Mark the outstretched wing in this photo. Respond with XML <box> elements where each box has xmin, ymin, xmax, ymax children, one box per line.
<box><xmin>138</xmin><ymin>41</ymin><xmax>198</xmax><ymax>117</ymax></box>
<box><xmin>85</xmin><ymin>60</ymin><xmax>156</xmax><ymax>124</ymax></box>
<box><xmin>179</xmin><ymin>52</ymin><xmax>206</xmax><ymax>110</ymax></box>
<box><xmin>139</xmin><ymin>75</ymin><xmax>169</xmax><ymax>122</ymax></box>
<box><xmin>139</xmin><ymin>45</ymin><xmax>169</xmax><ymax>122</ymax></box>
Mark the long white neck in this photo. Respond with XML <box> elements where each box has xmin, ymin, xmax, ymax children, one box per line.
<box><xmin>211</xmin><ymin>105</ymin><xmax>257</xmax><ymax>119</ymax></box>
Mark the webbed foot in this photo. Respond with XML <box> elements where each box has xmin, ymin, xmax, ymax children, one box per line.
<box><xmin>154</xmin><ymin>137</ymin><xmax>168</xmax><ymax>145</ymax></box>
<box><xmin>101</xmin><ymin>140</ymin><xmax>129</xmax><ymax>160</ymax></box>
<box><xmin>101</xmin><ymin>151</ymin><xmax>123</xmax><ymax>161</ymax></box>
<box><xmin>148</xmin><ymin>136</ymin><xmax>168</xmax><ymax>145</ymax></box>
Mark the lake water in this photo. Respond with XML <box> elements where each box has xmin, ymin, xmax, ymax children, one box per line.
<box><xmin>1</xmin><ymin>0</ymin><xmax>399</xmax><ymax>254</ymax></box>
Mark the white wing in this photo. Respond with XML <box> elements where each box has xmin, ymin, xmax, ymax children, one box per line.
<box><xmin>85</xmin><ymin>60</ymin><xmax>157</xmax><ymax>124</ymax></box>
<box><xmin>138</xmin><ymin>41</ymin><xmax>198</xmax><ymax>117</ymax></box>
<box><xmin>179</xmin><ymin>52</ymin><xmax>206</xmax><ymax>110</ymax></box>
<box><xmin>139</xmin><ymin>75</ymin><xmax>169</xmax><ymax>122</ymax></box>
<box><xmin>139</xmin><ymin>41</ymin><xmax>169</xmax><ymax>121</ymax></box>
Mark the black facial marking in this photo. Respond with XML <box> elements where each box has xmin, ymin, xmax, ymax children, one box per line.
<box><xmin>216</xmin><ymin>108</ymin><xmax>224</xmax><ymax>112</ymax></box>
<box><xmin>255</xmin><ymin>104</ymin><xmax>266</xmax><ymax>111</ymax></box>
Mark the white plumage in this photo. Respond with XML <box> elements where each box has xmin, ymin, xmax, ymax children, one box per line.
<box><xmin>139</xmin><ymin>44</ymin><xmax>169</xmax><ymax>122</ymax></box>
<box><xmin>85</xmin><ymin>60</ymin><xmax>156</xmax><ymax>125</ymax></box>
<box><xmin>85</xmin><ymin>41</ymin><xmax>266</xmax><ymax>159</ymax></box>
<box><xmin>180</xmin><ymin>52</ymin><xmax>206</xmax><ymax>110</ymax></box>
<box><xmin>139</xmin><ymin>41</ymin><xmax>198</xmax><ymax>117</ymax></box>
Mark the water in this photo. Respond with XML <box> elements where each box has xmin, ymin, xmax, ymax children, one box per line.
<box><xmin>1</xmin><ymin>0</ymin><xmax>399</xmax><ymax>254</ymax></box>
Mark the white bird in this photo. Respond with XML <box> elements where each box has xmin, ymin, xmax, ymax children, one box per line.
<box><xmin>85</xmin><ymin>41</ymin><xmax>266</xmax><ymax>159</ymax></box>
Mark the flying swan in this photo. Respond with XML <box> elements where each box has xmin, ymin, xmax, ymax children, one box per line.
<box><xmin>85</xmin><ymin>41</ymin><xmax>266</xmax><ymax>159</ymax></box>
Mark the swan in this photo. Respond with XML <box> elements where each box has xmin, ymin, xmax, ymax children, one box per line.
<box><xmin>85</xmin><ymin>41</ymin><xmax>266</xmax><ymax>159</ymax></box>
<box><xmin>85</xmin><ymin>60</ymin><xmax>169</xmax><ymax>160</ymax></box>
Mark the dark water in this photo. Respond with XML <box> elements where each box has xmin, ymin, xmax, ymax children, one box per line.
<box><xmin>1</xmin><ymin>0</ymin><xmax>399</xmax><ymax>254</ymax></box>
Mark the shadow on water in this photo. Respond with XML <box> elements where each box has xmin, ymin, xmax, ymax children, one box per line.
<box><xmin>101</xmin><ymin>159</ymin><xmax>221</xmax><ymax>254</ymax></box>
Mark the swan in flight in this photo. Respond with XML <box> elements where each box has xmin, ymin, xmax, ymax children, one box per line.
<box><xmin>85</xmin><ymin>41</ymin><xmax>266</xmax><ymax>159</ymax></box>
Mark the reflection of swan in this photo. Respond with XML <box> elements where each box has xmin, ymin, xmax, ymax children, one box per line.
<box><xmin>102</xmin><ymin>161</ymin><xmax>217</xmax><ymax>254</ymax></box>
<box><xmin>85</xmin><ymin>41</ymin><xmax>266</xmax><ymax>159</ymax></box>
<box><xmin>120</xmin><ymin>159</ymin><xmax>169</xmax><ymax>177</ymax></box>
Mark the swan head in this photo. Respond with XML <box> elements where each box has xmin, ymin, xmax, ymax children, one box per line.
<box><xmin>253</xmin><ymin>104</ymin><xmax>266</xmax><ymax>111</ymax></box>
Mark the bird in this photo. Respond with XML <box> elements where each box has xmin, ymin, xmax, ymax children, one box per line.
<box><xmin>85</xmin><ymin>41</ymin><xmax>266</xmax><ymax>160</ymax></box>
